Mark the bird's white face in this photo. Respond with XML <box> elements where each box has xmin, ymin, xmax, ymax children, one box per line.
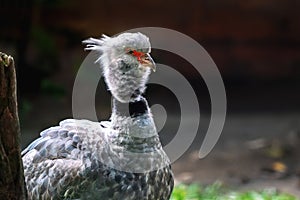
<box><xmin>106</xmin><ymin>48</ymin><xmax>155</xmax><ymax>103</ymax></box>
<box><xmin>84</xmin><ymin>32</ymin><xmax>156</xmax><ymax>103</ymax></box>
<box><xmin>102</xmin><ymin>33</ymin><xmax>156</xmax><ymax>103</ymax></box>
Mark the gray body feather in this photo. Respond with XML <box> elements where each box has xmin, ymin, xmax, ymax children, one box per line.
<box><xmin>23</xmin><ymin>117</ymin><xmax>173</xmax><ymax>199</ymax></box>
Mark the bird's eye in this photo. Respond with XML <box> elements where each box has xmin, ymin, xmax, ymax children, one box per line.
<box><xmin>128</xmin><ymin>50</ymin><xmax>134</xmax><ymax>54</ymax></box>
<box><xmin>127</xmin><ymin>50</ymin><xmax>145</xmax><ymax>62</ymax></box>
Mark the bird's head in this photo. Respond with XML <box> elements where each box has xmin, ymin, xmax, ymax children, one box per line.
<box><xmin>83</xmin><ymin>32</ymin><xmax>155</xmax><ymax>103</ymax></box>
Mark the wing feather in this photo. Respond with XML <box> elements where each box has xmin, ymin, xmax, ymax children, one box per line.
<box><xmin>22</xmin><ymin>119</ymin><xmax>109</xmax><ymax>199</ymax></box>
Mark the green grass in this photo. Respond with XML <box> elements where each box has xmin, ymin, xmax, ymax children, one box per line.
<box><xmin>171</xmin><ymin>182</ymin><xmax>297</xmax><ymax>200</ymax></box>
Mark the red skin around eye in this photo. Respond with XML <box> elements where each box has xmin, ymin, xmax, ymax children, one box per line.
<box><xmin>132</xmin><ymin>50</ymin><xmax>145</xmax><ymax>62</ymax></box>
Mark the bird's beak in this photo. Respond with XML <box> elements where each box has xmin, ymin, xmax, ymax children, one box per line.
<box><xmin>141</xmin><ymin>53</ymin><xmax>156</xmax><ymax>72</ymax></box>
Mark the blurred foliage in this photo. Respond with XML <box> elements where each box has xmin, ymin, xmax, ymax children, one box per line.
<box><xmin>19</xmin><ymin>99</ymin><xmax>33</xmax><ymax>122</ymax></box>
<box><xmin>170</xmin><ymin>182</ymin><xmax>297</xmax><ymax>200</ymax></box>
<box><xmin>40</xmin><ymin>79</ymin><xmax>66</xmax><ymax>98</ymax></box>
<box><xmin>30</xmin><ymin>26</ymin><xmax>59</xmax><ymax>75</ymax></box>
<box><xmin>31</xmin><ymin>27</ymin><xmax>56</xmax><ymax>56</ymax></box>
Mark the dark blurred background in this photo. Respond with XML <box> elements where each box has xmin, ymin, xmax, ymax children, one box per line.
<box><xmin>1</xmin><ymin>0</ymin><xmax>299</xmax><ymax>113</ymax></box>
<box><xmin>1</xmin><ymin>0</ymin><xmax>300</xmax><ymax>194</ymax></box>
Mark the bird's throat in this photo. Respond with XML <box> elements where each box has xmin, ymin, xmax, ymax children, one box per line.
<box><xmin>112</xmin><ymin>97</ymin><xmax>149</xmax><ymax>118</ymax></box>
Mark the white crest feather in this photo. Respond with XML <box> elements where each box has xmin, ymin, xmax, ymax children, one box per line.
<box><xmin>82</xmin><ymin>34</ymin><xmax>111</xmax><ymax>51</ymax></box>
<box><xmin>82</xmin><ymin>34</ymin><xmax>112</xmax><ymax>63</ymax></box>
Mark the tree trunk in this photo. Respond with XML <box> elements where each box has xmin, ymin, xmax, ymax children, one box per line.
<box><xmin>0</xmin><ymin>52</ymin><xmax>27</xmax><ymax>200</ymax></box>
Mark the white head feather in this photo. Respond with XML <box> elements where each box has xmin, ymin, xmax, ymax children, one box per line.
<box><xmin>83</xmin><ymin>32</ymin><xmax>154</xmax><ymax>103</ymax></box>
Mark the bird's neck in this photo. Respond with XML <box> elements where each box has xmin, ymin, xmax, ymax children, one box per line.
<box><xmin>112</xmin><ymin>96</ymin><xmax>149</xmax><ymax>118</ymax></box>
<box><xmin>110</xmin><ymin>97</ymin><xmax>161</xmax><ymax>152</ymax></box>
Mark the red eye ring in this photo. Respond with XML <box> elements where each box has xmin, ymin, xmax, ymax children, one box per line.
<box><xmin>128</xmin><ymin>49</ymin><xmax>145</xmax><ymax>62</ymax></box>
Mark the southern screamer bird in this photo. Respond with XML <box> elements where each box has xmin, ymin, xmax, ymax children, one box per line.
<box><xmin>22</xmin><ymin>32</ymin><xmax>174</xmax><ymax>200</ymax></box>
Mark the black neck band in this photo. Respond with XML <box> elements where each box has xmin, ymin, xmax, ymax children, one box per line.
<box><xmin>113</xmin><ymin>97</ymin><xmax>149</xmax><ymax>118</ymax></box>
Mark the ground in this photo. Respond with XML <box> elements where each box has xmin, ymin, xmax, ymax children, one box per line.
<box><xmin>171</xmin><ymin>113</ymin><xmax>300</xmax><ymax>197</ymax></box>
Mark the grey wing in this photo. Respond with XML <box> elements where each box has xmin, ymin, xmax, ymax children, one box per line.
<box><xmin>22</xmin><ymin>119</ymin><xmax>86</xmax><ymax>161</ymax></box>
<box><xmin>22</xmin><ymin>119</ymin><xmax>107</xmax><ymax>199</ymax></box>
<box><xmin>22</xmin><ymin>118</ymin><xmax>110</xmax><ymax>160</ymax></box>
